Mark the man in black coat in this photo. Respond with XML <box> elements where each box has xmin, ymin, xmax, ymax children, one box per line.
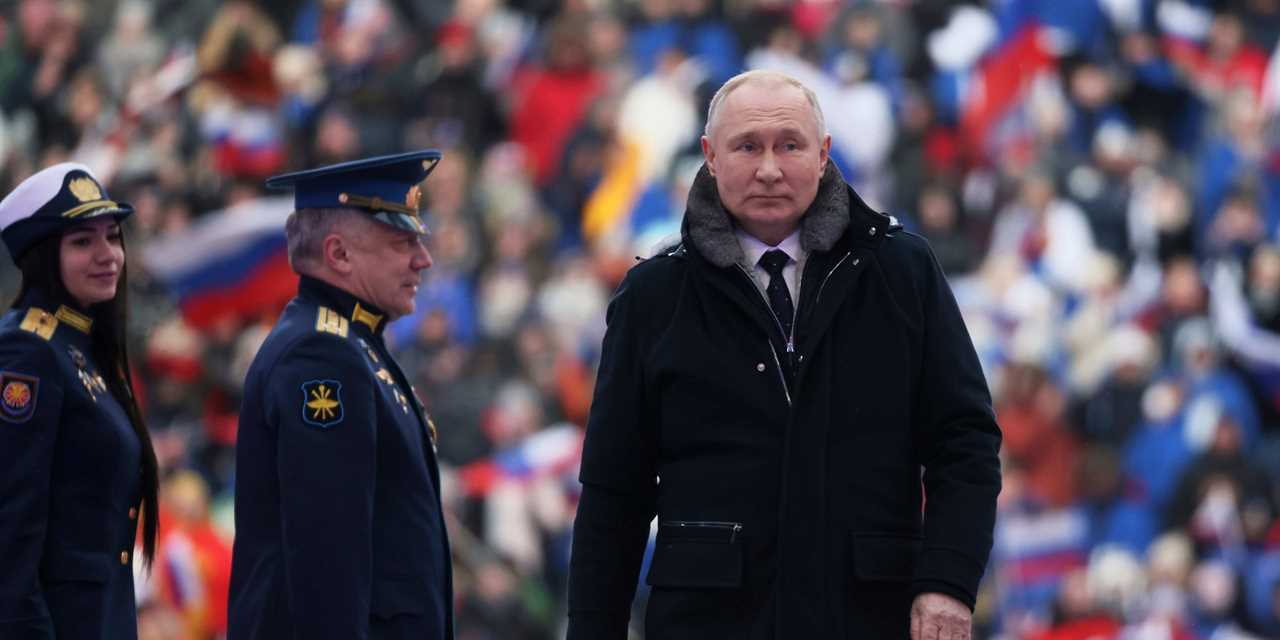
<box><xmin>567</xmin><ymin>71</ymin><xmax>1002</xmax><ymax>639</ymax></box>
<box><xmin>228</xmin><ymin>151</ymin><xmax>453</xmax><ymax>639</ymax></box>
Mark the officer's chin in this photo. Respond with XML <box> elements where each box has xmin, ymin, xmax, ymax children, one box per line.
<box><xmin>389</xmin><ymin>300</ymin><xmax>414</xmax><ymax>321</ymax></box>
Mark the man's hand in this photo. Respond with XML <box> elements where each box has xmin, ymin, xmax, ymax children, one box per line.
<box><xmin>910</xmin><ymin>592</ymin><xmax>971</xmax><ymax>640</ymax></box>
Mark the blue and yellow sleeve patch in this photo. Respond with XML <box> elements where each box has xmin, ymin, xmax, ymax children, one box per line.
<box><xmin>0</xmin><ymin>372</ymin><xmax>39</xmax><ymax>424</ymax></box>
<box><xmin>301</xmin><ymin>379</ymin><xmax>344</xmax><ymax>428</ymax></box>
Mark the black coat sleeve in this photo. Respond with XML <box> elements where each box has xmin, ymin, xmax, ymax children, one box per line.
<box><xmin>568</xmin><ymin>270</ymin><xmax>660</xmax><ymax>639</ymax></box>
<box><xmin>0</xmin><ymin>335</ymin><xmax>61</xmax><ymax>638</ymax></box>
<box><xmin>904</xmin><ymin>235</ymin><xmax>1002</xmax><ymax>609</ymax></box>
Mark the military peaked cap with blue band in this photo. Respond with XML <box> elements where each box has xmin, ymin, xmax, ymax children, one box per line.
<box><xmin>0</xmin><ymin>163</ymin><xmax>134</xmax><ymax>262</ymax></box>
<box><xmin>265</xmin><ymin>150</ymin><xmax>442</xmax><ymax>236</ymax></box>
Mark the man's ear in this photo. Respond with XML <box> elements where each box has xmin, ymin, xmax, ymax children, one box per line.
<box><xmin>701</xmin><ymin>135</ymin><xmax>716</xmax><ymax>177</ymax></box>
<box><xmin>322</xmin><ymin>232</ymin><xmax>353</xmax><ymax>275</ymax></box>
<box><xmin>820</xmin><ymin>133</ymin><xmax>832</xmax><ymax>172</ymax></box>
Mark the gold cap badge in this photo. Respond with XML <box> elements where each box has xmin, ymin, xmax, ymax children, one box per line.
<box><xmin>68</xmin><ymin>177</ymin><xmax>103</xmax><ymax>203</ymax></box>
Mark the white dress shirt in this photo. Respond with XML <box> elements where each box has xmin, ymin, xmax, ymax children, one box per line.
<box><xmin>735</xmin><ymin>226</ymin><xmax>806</xmax><ymax>307</ymax></box>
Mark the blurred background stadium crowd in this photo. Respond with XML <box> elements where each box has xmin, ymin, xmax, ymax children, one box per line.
<box><xmin>4</xmin><ymin>0</ymin><xmax>1280</xmax><ymax>637</ymax></box>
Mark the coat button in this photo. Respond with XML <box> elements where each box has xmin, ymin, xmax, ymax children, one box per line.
<box><xmin>868</xmin><ymin>226</ymin><xmax>876</xmax><ymax>236</ymax></box>
<box><xmin>128</xmin><ymin>507</ymin><xmax>137</xmax><ymax>520</ymax></box>
<box><xmin>120</xmin><ymin>551</ymin><xmax>129</xmax><ymax>565</ymax></box>
<box><xmin>756</xmin><ymin>363</ymin><xmax>765</xmax><ymax>372</ymax></box>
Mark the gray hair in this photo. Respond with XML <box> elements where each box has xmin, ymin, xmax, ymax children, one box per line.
<box><xmin>284</xmin><ymin>207</ymin><xmax>369</xmax><ymax>273</ymax></box>
<box><xmin>704</xmin><ymin>70</ymin><xmax>826</xmax><ymax>140</ymax></box>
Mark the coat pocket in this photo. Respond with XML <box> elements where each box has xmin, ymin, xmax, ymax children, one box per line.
<box><xmin>851</xmin><ymin>532</ymin><xmax>921</xmax><ymax>583</ymax></box>
<box><xmin>370</xmin><ymin>577</ymin><xmax>427</xmax><ymax>619</ymax></box>
<box><xmin>42</xmin><ymin>549</ymin><xmax>111</xmax><ymax>584</ymax></box>
<box><xmin>645</xmin><ymin>521</ymin><xmax>744</xmax><ymax>589</ymax></box>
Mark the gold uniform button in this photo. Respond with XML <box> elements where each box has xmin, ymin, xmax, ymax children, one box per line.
<box><xmin>120</xmin><ymin>551</ymin><xmax>129</xmax><ymax>565</ymax></box>
<box><xmin>128</xmin><ymin>508</ymin><xmax>137</xmax><ymax>520</ymax></box>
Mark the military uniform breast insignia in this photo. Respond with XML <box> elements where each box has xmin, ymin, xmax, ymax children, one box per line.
<box><xmin>301</xmin><ymin>380</ymin><xmax>344</xmax><ymax>429</ymax></box>
<box><xmin>426</xmin><ymin>414</ymin><xmax>438</xmax><ymax>448</ymax></box>
<box><xmin>0</xmin><ymin>372</ymin><xmax>38</xmax><ymax>424</ymax></box>
<box><xmin>67</xmin><ymin>346</ymin><xmax>107</xmax><ymax>401</ymax></box>
<box><xmin>371</xmin><ymin>367</ymin><xmax>409</xmax><ymax>413</ymax></box>
<box><xmin>392</xmin><ymin>388</ymin><xmax>410</xmax><ymax>414</ymax></box>
<box><xmin>358</xmin><ymin>338</ymin><xmax>379</xmax><ymax>364</ymax></box>
<box><xmin>78</xmin><ymin>369</ymin><xmax>106</xmax><ymax>401</ymax></box>
<box><xmin>411</xmin><ymin>386</ymin><xmax>438</xmax><ymax>447</ymax></box>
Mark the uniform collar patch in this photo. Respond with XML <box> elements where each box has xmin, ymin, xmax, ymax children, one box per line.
<box><xmin>299</xmin><ymin>277</ymin><xmax>388</xmax><ymax>336</ymax></box>
<box><xmin>54</xmin><ymin>305</ymin><xmax>92</xmax><ymax>333</ymax></box>
<box><xmin>351</xmin><ymin>303</ymin><xmax>384</xmax><ymax>333</ymax></box>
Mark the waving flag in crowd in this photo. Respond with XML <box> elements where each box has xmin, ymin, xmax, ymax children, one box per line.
<box><xmin>141</xmin><ymin>197</ymin><xmax>296</xmax><ymax>331</ymax></box>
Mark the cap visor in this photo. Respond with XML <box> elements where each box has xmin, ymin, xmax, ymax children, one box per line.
<box><xmin>370</xmin><ymin>211</ymin><xmax>428</xmax><ymax>236</ymax></box>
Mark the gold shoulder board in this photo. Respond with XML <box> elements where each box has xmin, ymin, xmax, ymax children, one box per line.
<box><xmin>18</xmin><ymin>308</ymin><xmax>57</xmax><ymax>340</ymax></box>
<box><xmin>315</xmin><ymin>306</ymin><xmax>349</xmax><ymax>338</ymax></box>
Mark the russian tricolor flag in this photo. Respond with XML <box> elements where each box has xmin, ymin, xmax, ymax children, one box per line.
<box><xmin>457</xmin><ymin>424</ymin><xmax>584</xmax><ymax>498</ymax></box>
<box><xmin>141</xmin><ymin>197</ymin><xmax>297</xmax><ymax>331</ymax></box>
<box><xmin>960</xmin><ymin>22</ymin><xmax>1056</xmax><ymax>159</ymax></box>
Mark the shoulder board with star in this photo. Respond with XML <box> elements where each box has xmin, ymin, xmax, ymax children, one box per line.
<box><xmin>314</xmin><ymin>306</ymin><xmax>350</xmax><ymax>338</ymax></box>
<box><xmin>18</xmin><ymin>308</ymin><xmax>58</xmax><ymax>340</ymax></box>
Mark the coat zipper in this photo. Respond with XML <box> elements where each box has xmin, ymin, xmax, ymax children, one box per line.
<box><xmin>734</xmin><ymin>252</ymin><xmax>853</xmax><ymax>406</ymax></box>
<box><xmin>736</xmin><ymin>264</ymin><xmax>795</xmax><ymax>350</ymax></box>
<box><xmin>768</xmin><ymin>340</ymin><xmax>792</xmax><ymax>407</ymax></box>
<box><xmin>812</xmin><ymin>252</ymin><xmax>853</xmax><ymax>309</ymax></box>
<box><xmin>736</xmin><ymin>265</ymin><xmax>793</xmax><ymax>406</ymax></box>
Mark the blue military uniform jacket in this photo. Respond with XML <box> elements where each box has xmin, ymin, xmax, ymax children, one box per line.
<box><xmin>0</xmin><ymin>289</ymin><xmax>143</xmax><ymax>639</ymax></box>
<box><xmin>229</xmin><ymin>276</ymin><xmax>453</xmax><ymax>640</ymax></box>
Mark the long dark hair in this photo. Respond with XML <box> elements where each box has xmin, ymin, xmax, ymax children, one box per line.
<box><xmin>9</xmin><ymin>226</ymin><xmax>160</xmax><ymax>566</ymax></box>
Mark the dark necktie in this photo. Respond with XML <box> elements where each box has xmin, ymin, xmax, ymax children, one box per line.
<box><xmin>759</xmin><ymin>249</ymin><xmax>794</xmax><ymax>341</ymax></box>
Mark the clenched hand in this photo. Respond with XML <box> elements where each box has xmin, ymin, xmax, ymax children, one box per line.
<box><xmin>910</xmin><ymin>592</ymin><xmax>970</xmax><ymax>640</ymax></box>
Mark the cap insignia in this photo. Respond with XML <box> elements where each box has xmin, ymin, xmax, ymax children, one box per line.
<box><xmin>68</xmin><ymin>177</ymin><xmax>103</xmax><ymax>203</ymax></box>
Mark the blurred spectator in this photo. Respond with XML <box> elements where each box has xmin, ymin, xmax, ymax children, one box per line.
<box><xmin>510</xmin><ymin>12</ymin><xmax>604</xmax><ymax>186</ymax></box>
<box><xmin>988</xmin><ymin>170</ymin><xmax>1098</xmax><ymax>294</ymax></box>
<box><xmin>912</xmin><ymin>180</ymin><xmax>978</xmax><ymax>275</ymax></box>
<box><xmin>412</xmin><ymin>22</ymin><xmax>506</xmax><ymax>153</ymax></box>
<box><xmin>148</xmin><ymin>471</ymin><xmax>233</xmax><ymax>640</ymax></box>
<box><xmin>1063</xmin><ymin>57</ymin><xmax>1128</xmax><ymax>158</ymax></box>
<box><xmin>998</xmin><ymin>362</ymin><xmax>1081</xmax><ymax>508</ymax></box>
<box><xmin>1166</xmin><ymin>415</ymin><xmax>1276</xmax><ymax>554</ymax></box>
<box><xmin>628</xmin><ymin>0</ymin><xmax>741</xmax><ymax>88</ymax></box>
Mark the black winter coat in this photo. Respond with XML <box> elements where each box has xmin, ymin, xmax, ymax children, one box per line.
<box><xmin>567</xmin><ymin>164</ymin><xmax>1002</xmax><ymax>639</ymax></box>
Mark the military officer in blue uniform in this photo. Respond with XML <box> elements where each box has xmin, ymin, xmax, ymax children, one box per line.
<box><xmin>228</xmin><ymin>150</ymin><xmax>453</xmax><ymax>640</ymax></box>
<box><xmin>0</xmin><ymin>163</ymin><xmax>161</xmax><ymax>638</ymax></box>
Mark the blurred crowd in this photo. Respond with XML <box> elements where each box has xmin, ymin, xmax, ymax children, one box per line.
<box><xmin>4</xmin><ymin>0</ymin><xmax>1280</xmax><ymax>638</ymax></box>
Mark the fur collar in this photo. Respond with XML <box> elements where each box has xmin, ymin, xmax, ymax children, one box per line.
<box><xmin>684</xmin><ymin>162</ymin><xmax>851</xmax><ymax>268</ymax></box>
